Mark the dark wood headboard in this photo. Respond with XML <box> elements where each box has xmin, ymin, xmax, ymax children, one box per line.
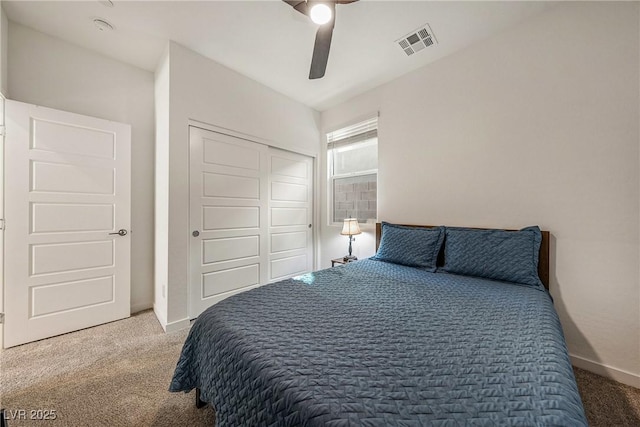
<box><xmin>375</xmin><ymin>223</ymin><xmax>550</xmax><ymax>290</ymax></box>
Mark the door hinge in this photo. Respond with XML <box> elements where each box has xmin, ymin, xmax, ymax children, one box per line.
<box><xmin>0</xmin><ymin>313</ymin><xmax>4</xmax><ymax>324</ymax></box>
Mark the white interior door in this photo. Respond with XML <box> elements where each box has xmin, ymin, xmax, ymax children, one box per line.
<box><xmin>268</xmin><ymin>148</ymin><xmax>313</xmax><ymax>282</ymax></box>
<box><xmin>4</xmin><ymin>100</ymin><xmax>131</xmax><ymax>348</ymax></box>
<box><xmin>189</xmin><ymin>127</ymin><xmax>269</xmax><ymax>318</ymax></box>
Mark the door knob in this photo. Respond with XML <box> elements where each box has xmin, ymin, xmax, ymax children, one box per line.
<box><xmin>109</xmin><ymin>229</ymin><xmax>128</xmax><ymax>236</ymax></box>
<box><xmin>192</xmin><ymin>230</ymin><xmax>200</xmax><ymax>237</ymax></box>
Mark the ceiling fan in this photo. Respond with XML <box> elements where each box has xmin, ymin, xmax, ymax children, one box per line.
<box><xmin>283</xmin><ymin>0</ymin><xmax>359</xmax><ymax>79</ymax></box>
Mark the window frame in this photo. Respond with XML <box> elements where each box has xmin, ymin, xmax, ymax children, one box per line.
<box><xmin>326</xmin><ymin>118</ymin><xmax>379</xmax><ymax>226</ymax></box>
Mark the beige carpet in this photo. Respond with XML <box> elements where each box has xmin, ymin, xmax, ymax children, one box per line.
<box><xmin>0</xmin><ymin>311</ymin><xmax>214</xmax><ymax>426</ymax></box>
<box><xmin>573</xmin><ymin>367</ymin><xmax>640</xmax><ymax>426</ymax></box>
<box><xmin>1</xmin><ymin>310</ymin><xmax>638</xmax><ymax>426</ymax></box>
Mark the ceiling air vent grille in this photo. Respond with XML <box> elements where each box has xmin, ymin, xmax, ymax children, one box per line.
<box><xmin>396</xmin><ymin>24</ymin><xmax>437</xmax><ymax>56</ymax></box>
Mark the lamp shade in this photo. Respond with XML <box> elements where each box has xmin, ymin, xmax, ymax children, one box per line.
<box><xmin>340</xmin><ymin>218</ymin><xmax>362</xmax><ymax>236</ymax></box>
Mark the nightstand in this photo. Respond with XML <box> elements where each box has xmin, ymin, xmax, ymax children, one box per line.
<box><xmin>331</xmin><ymin>257</ymin><xmax>355</xmax><ymax>267</ymax></box>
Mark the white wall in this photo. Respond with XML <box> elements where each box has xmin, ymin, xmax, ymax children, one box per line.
<box><xmin>0</xmin><ymin>2</ymin><xmax>6</xmax><ymax>349</ymax></box>
<box><xmin>153</xmin><ymin>46</ymin><xmax>170</xmax><ymax>327</ymax></box>
<box><xmin>154</xmin><ymin>42</ymin><xmax>321</xmax><ymax>330</ymax></box>
<box><xmin>8</xmin><ymin>22</ymin><xmax>156</xmax><ymax>314</ymax></box>
<box><xmin>321</xmin><ymin>2</ymin><xmax>640</xmax><ymax>386</ymax></box>
<box><xmin>0</xmin><ymin>3</ymin><xmax>8</xmax><ymax>96</ymax></box>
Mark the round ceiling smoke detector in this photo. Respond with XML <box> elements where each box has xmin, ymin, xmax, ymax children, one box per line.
<box><xmin>93</xmin><ymin>18</ymin><xmax>114</xmax><ymax>31</ymax></box>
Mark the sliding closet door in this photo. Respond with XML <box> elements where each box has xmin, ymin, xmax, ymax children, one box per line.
<box><xmin>189</xmin><ymin>127</ymin><xmax>269</xmax><ymax>318</ymax></box>
<box><xmin>189</xmin><ymin>127</ymin><xmax>314</xmax><ymax>318</ymax></box>
<box><xmin>268</xmin><ymin>148</ymin><xmax>313</xmax><ymax>282</ymax></box>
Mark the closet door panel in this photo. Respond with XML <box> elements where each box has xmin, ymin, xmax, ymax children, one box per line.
<box><xmin>189</xmin><ymin>127</ymin><xmax>268</xmax><ymax>318</ymax></box>
<box><xmin>268</xmin><ymin>148</ymin><xmax>314</xmax><ymax>282</ymax></box>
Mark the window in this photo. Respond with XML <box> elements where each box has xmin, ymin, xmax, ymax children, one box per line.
<box><xmin>327</xmin><ymin>116</ymin><xmax>378</xmax><ymax>224</ymax></box>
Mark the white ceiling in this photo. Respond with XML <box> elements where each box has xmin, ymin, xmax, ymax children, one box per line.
<box><xmin>4</xmin><ymin>1</ymin><xmax>551</xmax><ymax>111</ymax></box>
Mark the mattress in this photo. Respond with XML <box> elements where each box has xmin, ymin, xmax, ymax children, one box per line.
<box><xmin>170</xmin><ymin>259</ymin><xmax>587</xmax><ymax>426</ymax></box>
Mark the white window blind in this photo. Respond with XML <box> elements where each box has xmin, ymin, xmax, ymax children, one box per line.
<box><xmin>327</xmin><ymin>116</ymin><xmax>378</xmax><ymax>148</ymax></box>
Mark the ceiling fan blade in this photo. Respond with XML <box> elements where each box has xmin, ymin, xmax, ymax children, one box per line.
<box><xmin>282</xmin><ymin>0</ymin><xmax>348</xmax><ymax>79</ymax></box>
<box><xmin>309</xmin><ymin>24</ymin><xmax>334</xmax><ymax>79</ymax></box>
<box><xmin>283</xmin><ymin>0</ymin><xmax>309</xmax><ymax>16</ymax></box>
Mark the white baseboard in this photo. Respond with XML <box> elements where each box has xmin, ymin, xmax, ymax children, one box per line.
<box><xmin>153</xmin><ymin>305</ymin><xmax>168</xmax><ymax>331</ymax></box>
<box><xmin>152</xmin><ymin>305</ymin><xmax>190</xmax><ymax>333</ymax></box>
<box><xmin>571</xmin><ymin>354</ymin><xmax>640</xmax><ymax>389</ymax></box>
<box><xmin>164</xmin><ymin>317</ymin><xmax>191</xmax><ymax>333</ymax></box>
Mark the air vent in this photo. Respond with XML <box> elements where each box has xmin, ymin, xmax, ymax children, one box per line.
<box><xmin>396</xmin><ymin>24</ymin><xmax>437</xmax><ymax>56</ymax></box>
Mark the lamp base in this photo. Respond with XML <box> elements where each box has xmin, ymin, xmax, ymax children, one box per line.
<box><xmin>343</xmin><ymin>255</ymin><xmax>358</xmax><ymax>262</ymax></box>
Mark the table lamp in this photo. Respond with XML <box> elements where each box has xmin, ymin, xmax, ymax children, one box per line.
<box><xmin>341</xmin><ymin>218</ymin><xmax>362</xmax><ymax>261</ymax></box>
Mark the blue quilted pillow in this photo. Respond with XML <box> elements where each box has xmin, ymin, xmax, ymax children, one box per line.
<box><xmin>441</xmin><ymin>226</ymin><xmax>543</xmax><ymax>287</ymax></box>
<box><xmin>372</xmin><ymin>222</ymin><xmax>444</xmax><ymax>271</ymax></box>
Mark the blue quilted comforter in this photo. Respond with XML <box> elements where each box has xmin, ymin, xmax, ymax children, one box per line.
<box><xmin>170</xmin><ymin>259</ymin><xmax>587</xmax><ymax>426</ymax></box>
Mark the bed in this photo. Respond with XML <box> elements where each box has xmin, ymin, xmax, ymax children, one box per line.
<box><xmin>170</xmin><ymin>223</ymin><xmax>587</xmax><ymax>426</ymax></box>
